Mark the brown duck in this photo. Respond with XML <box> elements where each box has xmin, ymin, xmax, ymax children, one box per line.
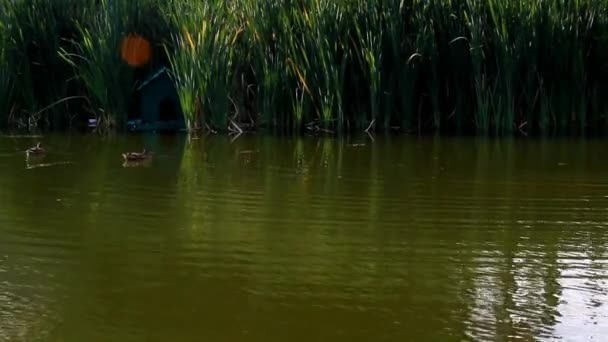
<box><xmin>122</xmin><ymin>149</ymin><xmax>151</xmax><ymax>162</ymax></box>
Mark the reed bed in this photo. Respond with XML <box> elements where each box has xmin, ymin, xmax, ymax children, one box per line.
<box><xmin>0</xmin><ymin>0</ymin><xmax>607</xmax><ymax>135</ymax></box>
<box><xmin>3</xmin><ymin>0</ymin><xmax>99</xmax><ymax>129</ymax></box>
<box><xmin>60</xmin><ymin>0</ymin><xmax>163</xmax><ymax>129</ymax></box>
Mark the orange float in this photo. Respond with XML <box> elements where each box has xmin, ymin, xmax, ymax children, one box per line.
<box><xmin>120</xmin><ymin>34</ymin><xmax>152</xmax><ymax>67</ymax></box>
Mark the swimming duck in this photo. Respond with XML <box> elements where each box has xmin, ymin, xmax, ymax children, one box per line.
<box><xmin>26</xmin><ymin>142</ymin><xmax>46</xmax><ymax>156</ymax></box>
<box><xmin>122</xmin><ymin>149</ymin><xmax>151</xmax><ymax>162</ymax></box>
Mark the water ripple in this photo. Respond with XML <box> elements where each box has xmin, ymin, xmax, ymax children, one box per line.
<box><xmin>2</xmin><ymin>136</ymin><xmax>608</xmax><ymax>341</ymax></box>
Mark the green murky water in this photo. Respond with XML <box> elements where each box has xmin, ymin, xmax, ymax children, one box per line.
<box><xmin>1</xmin><ymin>134</ymin><xmax>608</xmax><ymax>341</ymax></box>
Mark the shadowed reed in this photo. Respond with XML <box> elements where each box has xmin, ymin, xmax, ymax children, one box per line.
<box><xmin>0</xmin><ymin>2</ymin><xmax>12</xmax><ymax>126</ymax></box>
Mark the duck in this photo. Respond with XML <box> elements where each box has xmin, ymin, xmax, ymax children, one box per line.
<box><xmin>122</xmin><ymin>149</ymin><xmax>151</xmax><ymax>162</ymax></box>
<box><xmin>26</xmin><ymin>142</ymin><xmax>46</xmax><ymax>156</ymax></box>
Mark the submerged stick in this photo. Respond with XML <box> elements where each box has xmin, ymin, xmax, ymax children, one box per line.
<box><xmin>26</xmin><ymin>161</ymin><xmax>73</xmax><ymax>170</ymax></box>
<box><xmin>203</xmin><ymin>122</ymin><xmax>217</xmax><ymax>134</ymax></box>
<box><xmin>366</xmin><ymin>131</ymin><xmax>375</xmax><ymax>141</ymax></box>
<box><xmin>230</xmin><ymin>132</ymin><xmax>242</xmax><ymax>143</ymax></box>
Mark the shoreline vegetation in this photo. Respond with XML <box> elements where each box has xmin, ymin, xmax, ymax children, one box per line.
<box><xmin>1</xmin><ymin>0</ymin><xmax>607</xmax><ymax>136</ymax></box>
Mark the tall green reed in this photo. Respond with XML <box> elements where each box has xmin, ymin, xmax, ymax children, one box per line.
<box><xmin>165</xmin><ymin>0</ymin><xmax>239</xmax><ymax>131</ymax></box>
<box><xmin>287</xmin><ymin>1</ymin><xmax>351</xmax><ymax>131</ymax></box>
<box><xmin>354</xmin><ymin>3</ymin><xmax>382</xmax><ymax>130</ymax></box>
<box><xmin>244</xmin><ymin>0</ymin><xmax>293</xmax><ymax>131</ymax></box>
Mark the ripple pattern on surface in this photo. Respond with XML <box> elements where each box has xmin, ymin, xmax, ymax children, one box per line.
<box><xmin>1</xmin><ymin>136</ymin><xmax>608</xmax><ymax>341</ymax></box>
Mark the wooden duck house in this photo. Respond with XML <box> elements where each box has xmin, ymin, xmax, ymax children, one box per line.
<box><xmin>129</xmin><ymin>67</ymin><xmax>186</xmax><ymax>132</ymax></box>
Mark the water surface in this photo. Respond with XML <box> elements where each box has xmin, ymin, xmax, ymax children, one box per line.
<box><xmin>1</xmin><ymin>134</ymin><xmax>608</xmax><ymax>341</ymax></box>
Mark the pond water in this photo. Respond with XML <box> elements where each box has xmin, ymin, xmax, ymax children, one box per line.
<box><xmin>1</xmin><ymin>133</ymin><xmax>608</xmax><ymax>341</ymax></box>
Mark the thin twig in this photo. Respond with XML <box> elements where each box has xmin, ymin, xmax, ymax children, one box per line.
<box><xmin>365</xmin><ymin>119</ymin><xmax>376</xmax><ymax>133</ymax></box>
<box><xmin>518</xmin><ymin>121</ymin><xmax>528</xmax><ymax>136</ymax></box>
<box><xmin>230</xmin><ymin>119</ymin><xmax>243</xmax><ymax>134</ymax></box>
<box><xmin>447</xmin><ymin>108</ymin><xmax>456</xmax><ymax>120</ymax></box>
<box><xmin>32</xmin><ymin>96</ymin><xmax>89</xmax><ymax>117</ymax></box>
<box><xmin>228</xmin><ymin>95</ymin><xmax>239</xmax><ymax>121</ymax></box>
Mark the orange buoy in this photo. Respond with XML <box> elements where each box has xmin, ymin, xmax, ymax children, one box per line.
<box><xmin>120</xmin><ymin>34</ymin><xmax>152</xmax><ymax>67</ymax></box>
